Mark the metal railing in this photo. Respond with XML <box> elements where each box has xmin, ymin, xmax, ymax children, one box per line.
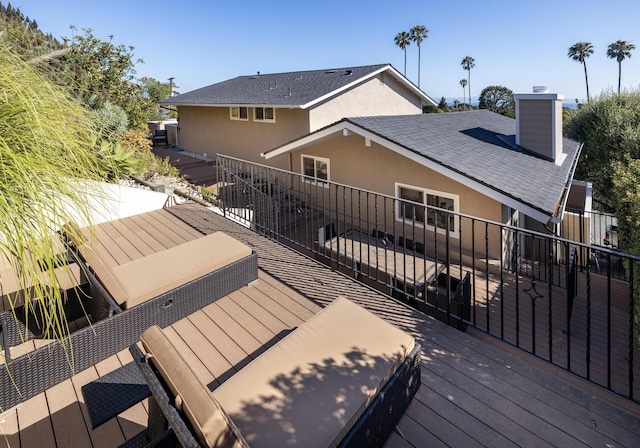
<box><xmin>216</xmin><ymin>155</ymin><xmax>639</xmax><ymax>403</ymax></box>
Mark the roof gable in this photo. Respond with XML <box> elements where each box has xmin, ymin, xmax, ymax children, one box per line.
<box><xmin>160</xmin><ymin>64</ymin><xmax>435</xmax><ymax>108</ymax></box>
<box><xmin>264</xmin><ymin>110</ymin><xmax>583</xmax><ymax>223</ymax></box>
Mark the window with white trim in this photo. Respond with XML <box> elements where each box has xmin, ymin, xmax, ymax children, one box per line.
<box><xmin>254</xmin><ymin>107</ymin><xmax>275</xmax><ymax>122</ymax></box>
<box><xmin>396</xmin><ymin>183</ymin><xmax>459</xmax><ymax>235</ymax></box>
<box><xmin>230</xmin><ymin>106</ymin><xmax>248</xmax><ymax>121</ymax></box>
<box><xmin>302</xmin><ymin>155</ymin><xmax>329</xmax><ymax>183</ymax></box>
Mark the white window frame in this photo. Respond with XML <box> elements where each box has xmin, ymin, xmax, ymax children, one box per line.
<box><xmin>395</xmin><ymin>182</ymin><xmax>460</xmax><ymax>237</ymax></box>
<box><xmin>301</xmin><ymin>155</ymin><xmax>330</xmax><ymax>185</ymax></box>
<box><xmin>230</xmin><ymin>106</ymin><xmax>248</xmax><ymax>121</ymax></box>
<box><xmin>254</xmin><ymin>107</ymin><xmax>276</xmax><ymax>123</ymax></box>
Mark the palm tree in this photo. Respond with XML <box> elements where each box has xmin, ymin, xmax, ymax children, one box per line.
<box><xmin>0</xmin><ymin>43</ymin><xmax>112</xmax><ymax>349</ymax></box>
<box><xmin>607</xmin><ymin>40</ymin><xmax>635</xmax><ymax>93</ymax></box>
<box><xmin>409</xmin><ymin>25</ymin><xmax>428</xmax><ymax>88</ymax></box>
<box><xmin>461</xmin><ymin>56</ymin><xmax>475</xmax><ymax>108</ymax></box>
<box><xmin>567</xmin><ymin>42</ymin><xmax>594</xmax><ymax>101</ymax></box>
<box><xmin>394</xmin><ymin>31</ymin><xmax>411</xmax><ymax>76</ymax></box>
<box><xmin>460</xmin><ymin>79</ymin><xmax>467</xmax><ymax>110</ymax></box>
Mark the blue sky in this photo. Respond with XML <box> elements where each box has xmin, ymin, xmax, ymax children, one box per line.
<box><xmin>18</xmin><ymin>0</ymin><xmax>640</xmax><ymax>103</ymax></box>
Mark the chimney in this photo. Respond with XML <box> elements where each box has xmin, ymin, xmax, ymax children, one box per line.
<box><xmin>514</xmin><ymin>87</ymin><xmax>566</xmax><ymax>166</ymax></box>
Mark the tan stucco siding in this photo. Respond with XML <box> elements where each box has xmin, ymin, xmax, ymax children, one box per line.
<box><xmin>287</xmin><ymin>134</ymin><xmax>504</xmax><ymax>258</ymax></box>
<box><xmin>308</xmin><ymin>74</ymin><xmax>423</xmax><ymax>131</ymax></box>
<box><xmin>176</xmin><ymin>106</ymin><xmax>309</xmax><ymax>169</ymax></box>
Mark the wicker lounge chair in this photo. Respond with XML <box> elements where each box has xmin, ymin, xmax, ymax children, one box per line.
<box><xmin>0</xmin><ymin>211</ymin><xmax>258</xmax><ymax>411</ymax></box>
<box><xmin>130</xmin><ymin>296</ymin><xmax>421</xmax><ymax>447</ymax></box>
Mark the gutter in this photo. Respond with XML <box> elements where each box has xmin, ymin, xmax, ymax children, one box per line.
<box><xmin>548</xmin><ymin>141</ymin><xmax>585</xmax><ymax>226</ymax></box>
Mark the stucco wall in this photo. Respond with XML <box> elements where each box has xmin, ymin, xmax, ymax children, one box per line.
<box><xmin>285</xmin><ymin>134</ymin><xmax>505</xmax><ymax>258</ymax></box>
<box><xmin>308</xmin><ymin>74</ymin><xmax>423</xmax><ymax>131</ymax></box>
<box><xmin>176</xmin><ymin>106</ymin><xmax>310</xmax><ymax>169</ymax></box>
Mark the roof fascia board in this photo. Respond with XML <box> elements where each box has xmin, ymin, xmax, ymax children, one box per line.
<box><xmin>160</xmin><ymin>102</ymin><xmax>302</xmax><ymax>109</ymax></box>
<box><xmin>261</xmin><ymin>122</ymin><xmax>349</xmax><ymax>159</ymax></box>
<box><xmin>265</xmin><ymin>121</ymin><xmax>552</xmax><ymax>222</ymax></box>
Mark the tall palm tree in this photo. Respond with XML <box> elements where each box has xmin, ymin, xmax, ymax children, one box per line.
<box><xmin>409</xmin><ymin>25</ymin><xmax>428</xmax><ymax>88</ymax></box>
<box><xmin>460</xmin><ymin>79</ymin><xmax>467</xmax><ymax>110</ymax></box>
<box><xmin>461</xmin><ymin>56</ymin><xmax>475</xmax><ymax>108</ymax></box>
<box><xmin>394</xmin><ymin>31</ymin><xmax>411</xmax><ymax>76</ymax></box>
<box><xmin>607</xmin><ymin>40</ymin><xmax>635</xmax><ymax>93</ymax></box>
<box><xmin>568</xmin><ymin>42</ymin><xmax>594</xmax><ymax>101</ymax></box>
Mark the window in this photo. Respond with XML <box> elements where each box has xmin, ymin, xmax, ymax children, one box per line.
<box><xmin>302</xmin><ymin>155</ymin><xmax>329</xmax><ymax>183</ymax></box>
<box><xmin>396</xmin><ymin>183</ymin><xmax>459</xmax><ymax>235</ymax></box>
<box><xmin>254</xmin><ymin>107</ymin><xmax>275</xmax><ymax>122</ymax></box>
<box><xmin>230</xmin><ymin>106</ymin><xmax>248</xmax><ymax>121</ymax></box>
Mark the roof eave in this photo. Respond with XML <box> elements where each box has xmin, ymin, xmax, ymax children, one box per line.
<box><xmin>159</xmin><ymin>101</ymin><xmax>303</xmax><ymax>109</ymax></box>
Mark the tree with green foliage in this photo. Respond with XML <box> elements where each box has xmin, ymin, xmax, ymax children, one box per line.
<box><xmin>460</xmin><ymin>79</ymin><xmax>467</xmax><ymax>110</ymax></box>
<box><xmin>461</xmin><ymin>56</ymin><xmax>475</xmax><ymax>108</ymax></box>
<box><xmin>607</xmin><ymin>40</ymin><xmax>635</xmax><ymax>94</ymax></box>
<box><xmin>611</xmin><ymin>156</ymin><xmax>640</xmax><ymax>339</ymax></box>
<box><xmin>409</xmin><ymin>25</ymin><xmax>428</xmax><ymax>88</ymax></box>
<box><xmin>565</xmin><ymin>88</ymin><xmax>640</xmax><ymax>343</ymax></box>
<box><xmin>394</xmin><ymin>31</ymin><xmax>411</xmax><ymax>77</ymax></box>
<box><xmin>437</xmin><ymin>96</ymin><xmax>449</xmax><ymax>111</ymax></box>
<box><xmin>568</xmin><ymin>42</ymin><xmax>594</xmax><ymax>101</ymax></box>
<box><xmin>58</xmin><ymin>28</ymin><xmax>145</xmax><ymax>121</ymax></box>
<box><xmin>478</xmin><ymin>85</ymin><xmax>515</xmax><ymax>118</ymax></box>
<box><xmin>139</xmin><ymin>76</ymin><xmax>176</xmax><ymax>119</ymax></box>
<box><xmin>565</xmin><ymin>88</ymin><xmax>640</xmax><ymax>212</ymax></box>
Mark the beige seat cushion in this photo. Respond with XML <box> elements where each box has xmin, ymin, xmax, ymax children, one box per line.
<box><xmin>141</xmin><ymin>325</ymin><xmax>247</xmax><ymax>448</ymax></box>
<box><xmin>212</xmin><ymin>296</ymin><xmax>416</xmax><ymax>448</ymax></box>
<box><xmin>78</xmin><ymin>231</ymin><xmax>251</xmax><ymax>309</ymax></box>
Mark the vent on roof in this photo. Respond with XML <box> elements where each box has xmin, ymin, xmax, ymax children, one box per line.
<box><xmin>345</xmin><ymin>69</ymin><xmax>353</xmax><ymax>75</ymax></box>
<box><xmin>325</xmin><ymin>70</ymin><xmax>336</xmax><ymax>74</ymax></box>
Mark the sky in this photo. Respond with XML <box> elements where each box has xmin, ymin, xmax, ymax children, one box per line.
<box><xmin>16</xmin><ymin>0</ymin><xmax>640</xmax><ymax>103</ymax></box>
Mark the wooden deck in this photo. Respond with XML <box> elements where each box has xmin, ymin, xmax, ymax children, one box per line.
<box><xmin>1</xmin><ymin>202</ymin><xmax>639</xmax><ymax>447</ymax></box>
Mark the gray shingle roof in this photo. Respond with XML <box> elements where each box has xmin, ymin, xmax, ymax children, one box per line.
<box><xmin>160</xmin><ymin>64</ymin><xmax>424</xmax><ymax>108</ymax></box>
<box><xmin>346</xmin><ymin>111</ymin><xmax>582</xmax><ymax>218</ymax></box>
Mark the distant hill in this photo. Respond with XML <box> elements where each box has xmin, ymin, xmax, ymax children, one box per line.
<box><xmin>0</xmin><ymin>1</ymin><xmax>63</xmax><ymax>59</ymax></box>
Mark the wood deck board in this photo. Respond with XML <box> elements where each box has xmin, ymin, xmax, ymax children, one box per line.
<box><xmin>103</xmin><ymin>219</ymin><xmax>156</xmax><ymax>260</ymax></box>
<box><xmin>45</xmin><ymin>378</ymin><xmax>93</xmax><ymax>448</ymax></box>
<box><xmin>15</xmin><ymin>392</ymin><xmax>56</xmax><ymax>447</ymax></box>
<box><xmin>168</xmin><ymin>315</ymin><xmax>228</xmax><ymax>388</ymax></box>
<box><xmin>4</xmin><ymin>202</ymin><xmax>640</xmax><ymax>448</ymax></box>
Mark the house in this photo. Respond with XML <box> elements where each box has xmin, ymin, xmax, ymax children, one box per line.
<box><xmin>262</xmin><ymin>90</ymin><xmax>583</xmax><ymax>263</ymax></box>
<box><xmin>159</xmin><ymin>64</ymin><xmax>436</xmax><ymax>169</ymax></box>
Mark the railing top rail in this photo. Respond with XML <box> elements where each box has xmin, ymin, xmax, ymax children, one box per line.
<box><xmin>216</xmin><ymin>154</ymin><xmax>640</xmax><ymax>261</ymax></box>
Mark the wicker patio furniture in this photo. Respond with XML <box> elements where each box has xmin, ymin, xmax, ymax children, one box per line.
<box><xmin>130</xmin><ymin>296</ymin><xmax>422</xmax><ymax>447</ymax></box>
<box><xmin>0</xmin><ymin>215</ymin><xmax>258</xmax><ymax>412</ymax></box>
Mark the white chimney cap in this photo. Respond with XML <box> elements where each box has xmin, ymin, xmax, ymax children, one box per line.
<box><xmin>532</xmin><ymin>86</ymin><xmax>549</xmax><ymax>93</ymax></box>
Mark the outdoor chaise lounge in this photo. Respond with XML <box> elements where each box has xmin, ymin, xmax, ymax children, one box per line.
<box><xmin>130</xmin><ymin>296</ymin><xmax>421</xmax><ymax>447</ymax></box>
<box><xmin>0</xmin><ymin>208</ymin><xmax>258</xmax><ymax>411</ymax></box>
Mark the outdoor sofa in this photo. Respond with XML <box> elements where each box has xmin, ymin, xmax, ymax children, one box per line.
<box><xmin>0</xmin><ymin>215</ymin><xmax>258</xmax><ymax>411</ymax></box>
<box><xmin>130</xmin><ymin>296</ymin><xmax>422</xmax><ymax>447</ymax></box>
